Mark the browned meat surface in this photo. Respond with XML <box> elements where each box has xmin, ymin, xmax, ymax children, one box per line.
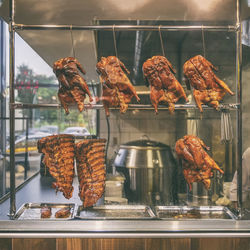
<box><xmin>75</xmin><ymin>139</ymin><xmax>106</xmax><ymax>207</ymax></box>
<box><xmin>175</xmin><ymin>135</ymin><xmax>224</xmax><ymax>190</ymax></box>
<box><xmin>55</xmin><ymin>207</ymin><xmax>71</xmax><ymax>218</ymax></box>
<box><xmin>143</xmin><ymin>55</ymin><xmax>188</xmax><ymax>114</ymax></box>
<box><xmin>183</xmin><ymin>55</ymin><xmax>234</xmax><ymax>112</ymax></box>
<box><xmin>54</xmin><ymin>57</ymin><xmax>93</xmax><ymax>114</ymax></box>
<box><xmin>37</xmin><ymin>134</ymin><xmax>75</xmax><ymax>199</ymax></box>
<box><xmin>96</xmin><ymin>56</ymin><xmax>140</xmax><ymax>116</ymax></box>
<box><xmin>40</xmin><ymin>206</ymin><xmax>52</xmax><ymax>218</ymax></box>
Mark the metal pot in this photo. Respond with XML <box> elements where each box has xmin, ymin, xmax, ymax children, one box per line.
<box><xmin>114</xmin><ymin>138</ymin><xmax>178</xmax><ymax>205</ymax></box>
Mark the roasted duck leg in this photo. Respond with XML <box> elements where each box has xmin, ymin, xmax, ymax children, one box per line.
<box><xmin>96</xmin><ymin>56</ymin><xmax>140</xmax><ymax>116</ymax></box>
<box><xmin>143</xmin><ymin>55</ymin><xmax>188</xmax><ymax>114</ymax></box>
<box><xmin>175</xmin><ymin>135</ymin><xmax>224</xmax><ymax>190</ymax></box>
<box><xmin>54</xmin><ymin>57</ymin><xmax>93</xmax><ymax>114</ymax></box>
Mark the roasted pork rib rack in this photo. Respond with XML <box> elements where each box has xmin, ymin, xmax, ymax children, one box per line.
<box><xmin>143</xmin><ymin>55</ymin><xmax>188</xmax><ymax>114</ymax></box>
<box><xmin>183</xmin><ymin>55</ymin><xmax>234</xmax><ymax>112</ymax></box>
<box><xmin>96</xmin><ymin>56</ymin><xmax>140</xmax><ymax>116</ymax></box>
<box><xmin>37</xmin><ymin>134</ymin><xmax>75</xmax><ymax>199</ymax></box>
<box><xmin>54</xmin><ymin>57</ymin><xmax>93</xmax><ymax>114</ymax></box>
<box><xmin>175</xmin><ymin>135</ymin><xmax>224</xmax><ymax>190</ymax></box>
<box><xmin>75</xmin><ymin>139</ymin><xmax>106</xmax><ymax>207</ymax></box>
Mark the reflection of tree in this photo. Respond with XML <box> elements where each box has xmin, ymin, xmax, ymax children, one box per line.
<box><xmin>16</xmin><ymin>64</ymin><xmax>39</xmax><ymax>128</ymax></box>
<box><xmin>16</xmin><ymin>64</ymin><xmax>38</xmax><ymax>104</ymax></box>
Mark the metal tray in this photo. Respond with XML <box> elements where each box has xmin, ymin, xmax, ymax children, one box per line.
<box><xmin>75</xmin><ymin>205</ymin><xmax>156</xmax><ymax>220</ymax></box>
<box><xmin>154</xmin><ymin>206</ymin><xmax>237</xmax><ymax>220</ymax></box>
<box><xmin>14</xmin><ymin>203</ymin><xmax>76</xmax><ymax>220</ymax></box>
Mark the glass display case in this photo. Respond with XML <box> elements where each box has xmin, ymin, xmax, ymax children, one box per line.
<box><xmin>1</xmin><ymin>0</ymin><xmax>248</xmax><ymax>230</ymax></box>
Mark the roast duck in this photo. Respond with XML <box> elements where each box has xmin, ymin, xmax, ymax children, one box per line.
<box><xmin>143</xmin><ymin>55</ymin><xmax>188</xmax><ymax>114</ymax></box>
<box><xmin>175</xmin><ymin>135</ymin><xmax>224</xmax><ymax>190</ymax></box>
<box><xmin>53</xmin><ymin>57</ymin><xmax>93</xmax><ymax>114</ymax></box>
<box><xmin>183</xmin><ymin>55</ymin><xmax>234</xmax><ymax>112</ymax></box>
<box><xmin>75</xmin><ymin>139</ymin><xmax>106</xmax><ymax>207</ymax></box>
<box><xmin>37</xmin><ymin>134</ymin><xmax>75</xmax><ymax>199</ymax></box>
<box><xmin>96</xmin><ymin>56</ymin><xmax>140</xmax><ymax>116</ymax></box>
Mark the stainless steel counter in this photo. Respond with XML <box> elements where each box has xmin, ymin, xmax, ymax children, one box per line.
<box><xmin>0</xmin><ymin>174</ymin><xmax>250</xmax><ymax>238</ymax></box>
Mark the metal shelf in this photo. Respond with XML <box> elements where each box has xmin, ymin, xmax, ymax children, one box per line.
<box><xmin>11</xmin><ymin>103</ymin><xmax>240</xmax><ymax>110</ymax></box>
<box><xmin>14</xmin><ymin>24</ymin><xmax>238</xmax><ymax>32</ymax></box>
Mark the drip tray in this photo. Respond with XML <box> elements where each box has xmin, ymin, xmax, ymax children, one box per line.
<box><xmin>14</xmin><ymin>203</ymin><xmax>76</xmax><ymax>220</ymax></box>
<box><xmin>75</xmin><ymin>205</ymin><xmax>156</xmax><ymax>220</ymax></box>
<box><xmin>155</xmin><ymin>206</ymin><xmax>237</xmax><ymax>220</ymax></box>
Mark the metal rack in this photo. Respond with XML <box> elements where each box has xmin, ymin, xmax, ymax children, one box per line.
<box><xmin>8</xmin><ymin>0</ymin><xmax>243</xmax><ymax>218</ymax></box>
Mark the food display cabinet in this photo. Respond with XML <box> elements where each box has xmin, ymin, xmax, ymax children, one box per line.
<box><xmin>1</xmin><ymin>0</ymin><xmax>250</xmax><ymax>248</ymax></box>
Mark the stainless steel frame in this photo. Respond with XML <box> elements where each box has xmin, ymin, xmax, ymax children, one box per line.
<box><xmin>11</xmin><ymin>103</ymin><xmax>239</xmax><ymax>110</ymax></box>
<box><xmin>236</xmin><ymin>0</ymin><xmax>243</xmax><ymax>218</ymax></box>
<box><xmin>14</xmin><ymin>24</ymin><xmax>237</xmax><ymax>31</ymax></box>
<box><xmin>8</xmin><ymin>0</ymin><xmax>16</xmax><ymax>218</ymax></box>
<box><xmin>8</xmin><ymin>0</ymin><xmax>243</xmax><ymax>219</ymax></box>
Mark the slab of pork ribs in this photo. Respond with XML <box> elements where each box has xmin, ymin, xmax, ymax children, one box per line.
<box><xmin>143</xmin><ymin>55</ymin><xmax>188</xmax><ymax>114</ymax></box>
<box><xmin>75</xmin><ymin>139</ymin><xmax>106</xmax><ymax>207</ymax></box>
<box><xmin>40</xmin><ymin>206</ymin><xmax>52</xmax><ymax>218</ymax></box>
<box><xmin>55</xmin><ymin>207</ymin><xmax>71</xmax><ymax>218</ymax></box>
<box><xmin>175</xmin><ymin>135</ymin><xmax>224</xmax><ymax>190</ymax></box>
<box><xmin>54</xmin><ymin>57</ymin><xmax>93</xmax><ymax>114</ymax></box>
<box><xmin>37</xmin><ymin>134</ymin><xmax>75</xmax><ymax>199</ymax></box>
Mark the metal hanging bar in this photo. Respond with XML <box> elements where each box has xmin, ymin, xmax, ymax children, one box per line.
<box><xmin>236</xmin><ymin>0</ymin><xmax>243</xmax><ymax>218</ymax></box>
<box><xmin>8</xmin><ymin>0</ymin><xmax>16</xmax><ymax>218</ymax></box>
<box><xmin>11</xmin><ymin>103</ymin><xmax>240</xmax><ymax>110</ymax></box>
<box><xmin>158</xmin><ymin>25</ymin><xmax>166</xmax><ymax>57</ymax></box>
<box><xmin>70</xmin><ymin>24</ymin><xmax>76</xmax><ymax>58</ymax></box>
<box><xmin>112</xmin><ymin>25</ymin><xmax>118</xmax><ymax>58</ymax></box>
<box><xmin>201</xmin><ymin>25</ymin><xmax>206</xmax><ymax>58</ymax></box>
<box><xmin>14</xmin><ymin>24</ymin><xmax>237</xmax><ymax>32</ymax></box>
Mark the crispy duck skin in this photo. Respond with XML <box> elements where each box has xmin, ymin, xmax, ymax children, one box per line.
<box><xmin>143</xmin><ymin>55</ymin><xmax>188</xmax><ymax>114</ymax></box>
<box><xmin>54</xmin><ymin>57</ymin><xmax>93</xmax><ymax>114</ymax></box>
<box><xmin>175</xmin><ymin>135</ymin><xmax>224</xmax><ymax>190</ymax></box>
<box><xmin>75</xmin><ymin>139</ymin><xmax>106</xmax><ymax>208</ymax></box>
<box><xmin>37</xmin><ymin>134</ymin><xmax>75</xmax><ymax>199</ymax></box>
<box><xmin>55</xmin><ymin>207</ymin><xmax>71</xmax><ymax>218</ymax></box>
<box><xmin>183</xmin><ymin>55</ymin><xmax>234</xmax><ymax>112</ymax></box>
<box><xmin>41</xmin><ymin>206</ymin><xmax>52</xmax><ymax>218</ymax></box>
<box><xmin>96</xmin><ymin>56</ymin><xmax>140</xmax><ymax>116</ymax></box>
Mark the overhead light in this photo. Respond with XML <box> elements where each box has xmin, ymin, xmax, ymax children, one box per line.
<box><xmin>191</xmin><ymin>0</ymin><xmax>222</xmax><ymax>11</ymax></box>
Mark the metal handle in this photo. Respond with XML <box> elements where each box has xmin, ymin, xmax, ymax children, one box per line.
<box><xmin>141</xmin><ymin>135</ymin><xmax>150</xmax><ymax>141</ymax></box>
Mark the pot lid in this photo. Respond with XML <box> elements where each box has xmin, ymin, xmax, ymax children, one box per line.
<box><xmin>121</xmin><ymin>137</ymin><xmax>170</xmax><ymax>149</ymax></box>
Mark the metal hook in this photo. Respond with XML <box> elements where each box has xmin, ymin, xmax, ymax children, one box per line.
<box><xmin>158</xmin><ymin>25</ymin><xmax>165</xmax><ymax>57</ymax></box>
<box><xmin>70</xmin><ymin>24</ymin><xmax>76</xmax><ymax>58</ymax></box>
<box><xmin>112</xmin><ymin>24</ymin><xmax>118</xmax><ymax>58</ymax></box>
<box><xmin>202</xmin><ymin>25</ymin><xmax>206</xmax><ymax>58</ymax></box>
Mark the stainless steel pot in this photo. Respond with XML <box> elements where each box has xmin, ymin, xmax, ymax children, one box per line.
<box><xmin>114</xmin><ymin>138</ymin><xmax>178</xmax><ymax>205</ymax></box>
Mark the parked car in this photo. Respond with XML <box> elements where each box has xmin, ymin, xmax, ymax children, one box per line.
<box><xmin>40</xmin><ymin>125</ymin><xmax>59</xmax><ymax>134</ymax></box>
<box><xmin>62</xmin><ymin>127</ymin><xmax>90</xmax><ymax>136</ymax></box>
<box><xmin>6</xmin><ymin>132</ymin><xmax>51</xmax><ymax>172</ymax></box>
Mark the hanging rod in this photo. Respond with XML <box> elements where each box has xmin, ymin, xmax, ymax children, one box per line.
<box><xmin>11</xmin><ymin>103</ymin><xmax>239</xmax><ymax>110</ymax></box>
<box><xmin>14</xmin><ymin>24</ymin><xmax>237</xmax><ymax>32</ymax></box>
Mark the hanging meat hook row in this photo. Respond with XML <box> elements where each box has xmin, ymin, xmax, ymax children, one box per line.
<box><xmin>158</xmin><ymin>25</ymin><xmax>166</xmax><ymax>57</ymax></box>
<box><xmin>112</xmin><ymin>24</ymin><xmax>118</xmax><ymax>58</ymax></box>
<box><xmin>202</xmin><ymin>25</ymin><xmax>206</xmax><ymax>58</ymax></box>
<box><xmin>70</xmin><ymin>24</ymin><xmax>76</xmax><ymax>58</ymax></box>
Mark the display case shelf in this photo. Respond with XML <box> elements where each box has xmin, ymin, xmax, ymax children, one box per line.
<box><xmin>14</xmin><ymin>24</ymin><xmax>238</xmax><ymax>32</ymax></box>
<box><xmin>11</xmin><ymin>103</ymin><xmax>240</xmax><ymax>110</ymax></box>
